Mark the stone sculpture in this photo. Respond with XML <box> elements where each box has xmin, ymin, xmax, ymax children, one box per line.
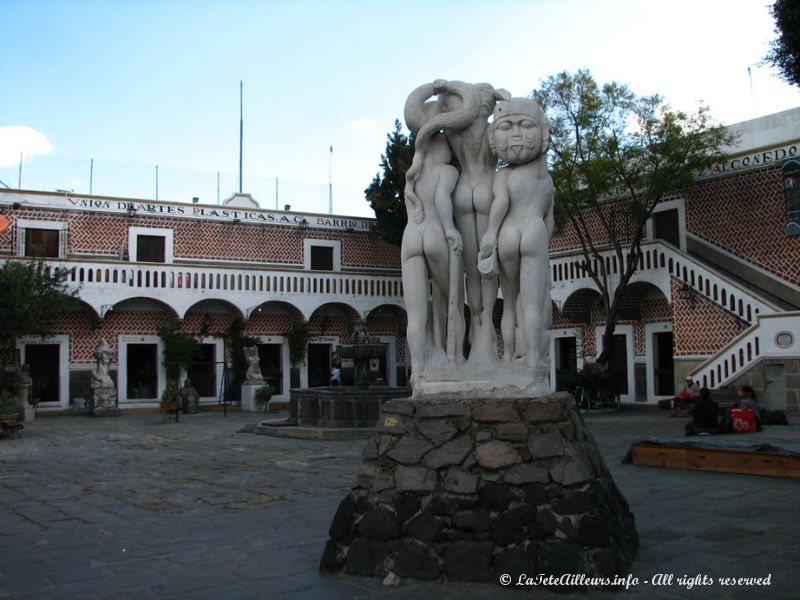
<box><xmin>402</xmin><ymin>81</ymin><xmax>467</xmax><ymax>380</ymax></box>
<box><xmin>180</xmin><ymin>378</ymin><xmax>200</xmax><ymax>414</ymax></box>
<box><xmin>401</xmin><ymin>81</ymin><xmax>550</xmax><ymax>396</ymax></box>
<box><xmin>243</xmin><ymin>346</ymin><xmax>264</xmax><ymax>382</ymax></box>
<box><xmin>90</xmin><ymin>338</ymin><xmax>118</xmax><ymax>415</ymax></box>
<box><xmin>404</xmin><ymin>80</ymin><xmax>510</xmax><ymax>369</ymax></box>
<box><xmin>320</xmin><ymin>81</ymin><xmax>638</xmax><ymax>587</ymax></box>
<box><xmin>15</xmin><ymin>364</ymin><xmax>33</xmax><ymax>416</ymax></box>
<box><xmin>479</xmin><ymin>98</ymin><xmax>554</xmax><ymax>369</ymax></box>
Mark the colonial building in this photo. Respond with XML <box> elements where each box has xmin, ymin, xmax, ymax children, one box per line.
<box><xmin>550</xmin><ymin>107</ymin><xmax>800</xmax><ymax>413</ymax></box>
<box><xmin>0</xmin><ymin>190</ymin><xmax>406</xmax><ymax>411</ymax></box>
<box><xmin>1</xmin><ymin>107</ymin><xmax>799</xmax><ymax>414</ymax></box>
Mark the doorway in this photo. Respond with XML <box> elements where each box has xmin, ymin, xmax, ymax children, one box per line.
<box><xmin>258</xmin><ymin>343</ymin><xmax>283</xmax><ymax>394</ymax></box>
<box><xmin>127</xmin><ymin>343</ymin><xmax>158</xmax><ymax>399</ymax></box>
<box><xmin>25</xmin><ymin>344</ymin><xmax>60</xmax><ymax>403</ymax></box>
<box><xmin>308</xmin><ymin>343</ymin><xmax>332</xmax><ymax>387</ymax></box>
<box><xmin>554</xmin><ymin>336</ymin><xmax>577</xmax><ymax>391</ymax></box>
<box><xmin>187</xmin><ymin>343</ymin><xmax>217</xmax><ymax>398</ymax></box>
<box><xmin>606</xmin><ymin>334</ymin><xmax>629</xmax><ymax>395</ymax></box>
<box><xmin>653</xmin><ymin>331</ymin><xmax>674</xmax><ymax>396</ymax></box>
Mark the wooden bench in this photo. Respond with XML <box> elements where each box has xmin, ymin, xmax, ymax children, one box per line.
<box><xmin>630</xmin><ymin>442</ymin><xmax>800</xmax><ymax>479</ymax></box>
<box><xmin>0</xmin><ymin>414</ymin><xmax>23</xmax><ymax>438</ymax></box>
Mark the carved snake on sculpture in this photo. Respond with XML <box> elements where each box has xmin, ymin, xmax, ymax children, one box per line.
<box><xmin>402</xmin><ymin>81</ymin><xmax>484</xmax><ymax>221</ymax></box>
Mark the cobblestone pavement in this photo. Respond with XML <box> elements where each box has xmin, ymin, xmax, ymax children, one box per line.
<box><xmin>0</xmin><ymin>408</ymin><xmax>798</xmax><ymax>599</ymax></box>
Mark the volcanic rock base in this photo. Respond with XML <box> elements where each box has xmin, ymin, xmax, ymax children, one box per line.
<box><xmin>320</xmin><ymin>392</ymin><xmax>638</xmax><ymax>590</ymax></box>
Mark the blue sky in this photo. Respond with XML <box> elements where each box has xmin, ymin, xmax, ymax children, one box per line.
<box><xmin>2</xmin><ymin>0</ymin><xmax>799</xmax><ymax>217</ymax></box>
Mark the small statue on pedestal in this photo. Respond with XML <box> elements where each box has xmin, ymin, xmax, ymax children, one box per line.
<box><xmin>180</xmin><ymin>378</ymin><xmax>200</xmax><ymax>414</ymax></box>
<box><xmin>90</xmin><ymin>338</ymin><xmax>118</xmax><ymax>415</ymax></box>
<box><xmin>243</xmin><ymin>346</ymin><xmax>264</xmax><ymax>382</ymax></box>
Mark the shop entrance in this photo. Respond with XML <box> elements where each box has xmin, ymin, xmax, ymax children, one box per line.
<box><xmin>554</xmin><ymin>337</ymin><xmax>577</xmax><ymax>391</ymax></box>
<box><xmin>257</xmin><ymin>344</ymin><xmax>283</xmax><ymax>394</ymax></box>
<box><xmin>187</xmin><ymin>344</ymin><xmax>217</xmax><ymax>398</ymax></box>
<box><xmin>127</xmin><ymin>343</ymin><xmax>158</xmax><ymax>399</ymax></box>
<box><xmin>308</xmin><ymin>343</ymin><xmax>331</xmax><ymax>387</ymax></box>
<box><xmin>653</xmin><ymin>331</ymin><xmax>674</xmax><ymax>396</ymax></box>
<box><xmin>607</xmin><ymin>334</ymin><xmax>629</xmax><ymax>395</ymax></box>
<box><xmin>24</xmin><ymin>344</ymin><xmax>60</xmax><ymax>403</ymax></box>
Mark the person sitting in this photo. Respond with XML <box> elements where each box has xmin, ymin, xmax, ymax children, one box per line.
<box><xmin>671</xmin><ymin>376</ymin><xmax>700</xmax><ymax>417</ymax></box>
<box><xmin>737</xmin><ymin>384</ymin><xmax>764</xmax><ymax>425</ymax></box>
<box><xmin>685</xmin><ymin>387</ymin><xmax>720</xmax><ymax>436</ymax></box>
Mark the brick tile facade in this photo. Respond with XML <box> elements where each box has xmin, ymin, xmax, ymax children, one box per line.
<box><xmin>1</xmin><ymin>207</ymin><xmax>400</xmax><ymax>270</ymax></box>
<box><xmin>671</xmin><ymin>276</ymin><xmax>747</xmax><ymax>356</ymax></box>
<box><xmin>687</xmin><ymin>167</ymin><xmax>800</xmax><ymax>287</ymax></box>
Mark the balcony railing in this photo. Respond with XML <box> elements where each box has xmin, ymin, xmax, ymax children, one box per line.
<box><xmin>6</xmin><ymin>257</ymin><xmax>404</xmax><ymax>318</ymax></box>
<box><xmin>550</xmin><ymin>240</ymin><xmax>780</xmax><ymax>323</ymax></box>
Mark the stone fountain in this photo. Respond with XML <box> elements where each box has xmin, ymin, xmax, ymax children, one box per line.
<box><xmin>289</xmin><ymin>320</ymin><xmax>410</xmax><ymax>428</ymax></box>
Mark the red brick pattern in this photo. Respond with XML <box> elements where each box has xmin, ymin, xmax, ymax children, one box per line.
<box><xmin>687</xmin><ymin>167</ymin><xmax>800</xmax><ymax>287</ymax></box>
<box><xmin>1</xmin><ymin>207</ymin><xmax>400</xmax><ymax>270</ymax></box>
<box><xmin>549</xmin><ymin>198</ymin><xmax>636</xmax><ymax>253</ymax></box>
<box><xmin>366</xmin><ymin>314</ymin><xmax>408</xmax><ymax>362</ymax></box>
<box><xmin>49</xmin><ymin>309</ymin><xmax>172</xmax><ymax>364</ymax></box>
<box><xmin>671</xmin><ymin>277</ymin><xmax>747</xmax><ymax>356</ymax></box>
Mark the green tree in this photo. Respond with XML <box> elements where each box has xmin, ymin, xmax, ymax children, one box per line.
<box><xmin>533</xmin><ymin>70</ymin><xmax>732</xmax><ymax>366</ymax></box>
<box><xmin>159</xmin><ymin>329</ymin><xmax>201</xmax><ymax>387</ymax></box>
<box><xmin>365</xmin><ymin>119</ymin><xmax>414</xmax><ymax>247</ymax></box>
<box><xmin>765</xmin><ymin>0</ymin><xmax>800</xmax><ymax>88</ymax></box>
<box><xmin>0</xmin><ymin>260</ymin><xmax>78</xmax><ymax>366</ymax></box>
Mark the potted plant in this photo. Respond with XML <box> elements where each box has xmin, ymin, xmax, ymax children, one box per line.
<box><xmin>161</xmin><ymin>383</ymin><xmax>180</xmax><ymax>411</ymax></box>
<box><xmin>0</xmin><ymin>389</ymin><xmax>19</xmax><ymax>422</ymax></box>
<box><xmin>255</xmin><ymin>384</ymin><xmax>277</xmax><ymax>411</ymax></box>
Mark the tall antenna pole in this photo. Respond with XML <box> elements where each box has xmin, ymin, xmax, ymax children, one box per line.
<box><xmin>89</xmin><ymin>158</ymin><xmax>94</xmax><ymax>195</ymax></box>
<box><xmin>217</xmin><ymin>171</ymin><xmax>220</xmax><ymax>204</ymax></box>
<box><xmin>328</xmin><ymin>145</ymin><xmax>333</xmax><ymax>214</ymax></box>
<box><xmin>275</xmin><ymin>177</ymin><xmax>279</xmax><ymax>209</ymax></box>
<box><xmin>239</xmin><ymin>80</ymin><xmax>243</xmax><ymax>193</ymax></box>
<box><xmin>18</xmin><ymin>152</ymin><xmax>23</xmax><ymax>189</ymax></box>
<box><xmin>155</xmin><ymin>165</ymin><xmax>159</xmax><ymax>200</ymax></box>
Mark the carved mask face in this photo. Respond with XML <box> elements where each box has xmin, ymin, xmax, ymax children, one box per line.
<box><xmin>492</xmin><ymin>114</ymin><xmax>542</xmax><ymax>164</ymax></box>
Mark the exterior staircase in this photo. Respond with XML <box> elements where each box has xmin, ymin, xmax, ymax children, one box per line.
<box><xmin>550</xmin><ymin>239</ymin><xmax>800</xmax><ymax>389</ymax></box>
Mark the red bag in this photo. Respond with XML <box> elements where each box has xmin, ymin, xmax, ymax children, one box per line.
<box><xmin>729</xmin><ymin>408</ymin><xmax>757</xmax><ymax>433</ymax></box>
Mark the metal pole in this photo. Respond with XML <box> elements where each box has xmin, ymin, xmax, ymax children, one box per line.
<box><xmin>275</xmin><ymin>177</ymin><xmax>278</xmax><ymax>209</ymax></box>
<box><xmin>155</xmin><ymin>165</ymin><xmax>159</xmax><ymax>200</ymax></box>
<box><xmin>217</xmin><ymin>171</ymin><xmax>220</xmax><ymax>204</ymax></box>
<box><xmin>89</xmin><ymin>159</ymin><xmax>94</xmax><ymax>195</ymax></box>
<box><xmin>18</xmin><ymin>152</ymin><xmax>22</xmax><ymax>189</ymax></box>
<box><xmin>239</xmin><ymin>81</ymin><xmax>243</xmax><ymax>193</ymax></box>
<box><xmin>328</xmin><ymin>146</ymin><xmax>333</xmax><ymax>214</ymax></box>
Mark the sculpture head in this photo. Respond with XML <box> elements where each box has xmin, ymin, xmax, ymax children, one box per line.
<box><xmin>489</xmin><ymin>98</ymin><xmax>550</xmax><ymax>164</ymax></box>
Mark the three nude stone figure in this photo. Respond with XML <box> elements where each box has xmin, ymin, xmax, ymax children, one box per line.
<box><xmin>401</xmin><ymin>80</ymin><xmax>553</xmax><ymax>395</ymax></box>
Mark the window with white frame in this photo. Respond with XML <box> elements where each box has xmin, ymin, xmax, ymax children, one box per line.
<box><xmin>304</xmin><ymin>239</ymin><xmax>341</xmax><ymax>271</ymax></box>
<box><xmin>16</xmin><ymin>219</ymin><xmax>66</xmax><ymax>258</ymax></box>
<box><xmin>128</xmin><ymin>227</ymin><xmax>174</xmax><ymax>264</ymax></box>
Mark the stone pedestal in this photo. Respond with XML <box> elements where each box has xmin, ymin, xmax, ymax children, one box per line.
<box><xmin>16</xmin><ymin>383</ymin><xmax>32</xmax><ymax>422</ymax></box>
<box><xmin>241</xmin><ymin>383</ymin><xmax>259</xmax><ymax>412</ymax></box>
<box><xmin>91</xmin><ymin>384</ymin><xmax>119</xmax><ymax>417</ymax></box>
<box><xmin>320</xmin><ymin>393</ymin><xmax>638</xmax><ymax>589</ymax></box>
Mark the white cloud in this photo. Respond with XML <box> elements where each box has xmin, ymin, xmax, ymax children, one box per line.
<box><xmin>0</xmin><ymin>126</ymin><xmax>54</xmax><ymax>167</ymax></box>
<box><xmin>350</xmin><ymin>119</ymin><xmax>376</xmax><ymax>136</ymax></box>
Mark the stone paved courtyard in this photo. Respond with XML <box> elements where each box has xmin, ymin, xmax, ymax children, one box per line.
<box><xmin>0</xmin><ymin>408</ymin><xmax>798</xmax><ymax>599</ymax></box>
